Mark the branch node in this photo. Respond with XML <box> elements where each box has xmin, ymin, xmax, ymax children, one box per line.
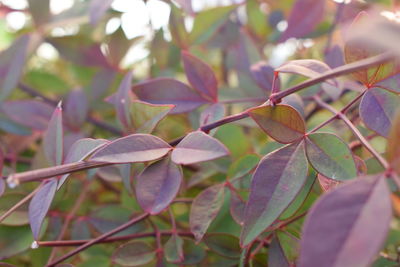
<box><xmin>7</xmin><ymin>174</ymin><xmax>20</xmax><ymax>189</ymax></box>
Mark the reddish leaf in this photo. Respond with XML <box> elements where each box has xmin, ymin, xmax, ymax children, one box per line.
<box><xmin>136</xmin><ymin>157</ymin><xmax>182</xmax><ymax>215</ymax></box>
<box><xmin>115</xmin><ymin>72</ymin><xmax>133</xmax><ymax>131</ymax></box>
<box><xmin>133</xmin><ymin>78</ymin><xmax>208</xmax><ymax>114</ymax></box>
<box><xmin>64</xmin><ymin>89</ymin><xmax>88</xmax><ymax>130</ymax></box>
<box><xmin>299</xmin><ymin>175</ymin><xmax>392</xmax><ymax>267</ymax></box>
<box><xmin>230</xmin><ymin>191</ymin><xmax>246</xmax><ymax>226</ymax></box>
<box><xmin>279</xmin><ymin>0</ymin><xmax>325</xmax><ymax>42</ymax></box>
<box><xmin>318</xmin><ymin>174</ymin><xmax>341</xmax><ymax>192</ymax></box>
<box><xmin>190</xmin><ymin>184</ymin><xmax>225</xmax><ymax>242</ymax></box>
<box><xmin>29</xmin><ymin>179</ymin><xmax>57</xmax><ymax>240</ymax></box>
<box><xmin>89</xmin><ymin>134</ymin><xmax>172</xmax><ymax>163</ymax></box>
<box><xmin>248</xmin><ymin>104</ymin><xmax>305</xmax><ymax>144</ymax></box>
<box><xmin>250</xmin><ymin>62</ymin><xmax>280</xmax><ymax>93</ymax></box>
<box><xmin>182</xmin><ymin>51</ymin><xmax>218</xmax><ymax>101</ymax></box>
<box><xmin>43</xmin><ymin>103</ymin><xmax>63</xmax><ymax>166</ymax></box>
<box><xmin>89</xmin><ymin>0</ymin><xmax>113</xmax><ymax>25</ymax></box>
<box><xmin>359</xmin><ymin>87</ymin><xmax>400</xmax><ymax>137</ymax></box>
<box><xmin>172</xmin><ymin>131</ymin><xmax>229</xmax><ymax>165</ymax></box>
<box><xmin>240</xmin><ymin>141</ymin><xmax>308</xmax><ymax>246</ymax></box>
<box><xmin>276</xmin><ymin>59</ymin><xmax>331</xmax><ymax>78</ymax></box>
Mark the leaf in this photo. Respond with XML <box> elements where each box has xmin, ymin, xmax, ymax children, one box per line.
<box><xmin>89</xmin><ymin>134</ymin><xmax>172</xmax><ymax>163</ymax></box>
<box><xmin>0</xmin><ymin>35</ymin><xmax>30</xmax><ymax>101</ymax></box>
<box><xmin>359</xmin><ymin>87</ymin><xmax>400</xmax><ymax>137</ymax></box>
<box><xmin>276</xmin><ymin>231</ymin><xmax>300</xmax><ymax>264</ymax></box>
<box><xmin>64</xmin><ymin>89</ymin><xmax>88</xmax><ymax>130</ymax></box>
<box><xmin>58</xmin><ymin>138</ymin><xmax>108</xmax><ymax>189</ymax></box>
<box><xmin>115</xmin><ymin>71</ymin><xmax>133</xmax><ymax>131</ymax></box>
<box><xmin>106</xmin><ymin>28</ymin><xmax>142</xmax><ymax>68</ymax></box>
<box><xmin>169</xmin><ymin>3</ymin><xmax>189</xmax><ymax>49</ymax></box>
<box><xmin>268</xmin><ymin>236</ymin><xmax>290</xmax><ymax>267</ymax></box>
<box><xmin>136</xmin><ymin>158</ymin><xmax>182</xmax><ymax>215</ymax></box>
<box><xmin>133</xmin><ymin>78</ymin><xmax>208</xmax><ymax>114</ymax></box>
<box><xmin>0</xmin><ymin>193</ymin><xmax>29</xmax><ymax>226</ymax></box>
<box><xmin>43</xmin><ymin>103</ymin><xmax>63</xmax><ymax>166</ymax></box>
<box><xmin>112</xmin><ymin>241</ymin><xmax>156</xmax><ymax>267</ymax></box>
<box><xmin>130</xmin><ymin>100</ymin><xmax>174</xmax><ymax>134</ymax></box>
<box><xmin>230</xmin><ymin>191</ymin><xmax>246</xmax><ymax>225</ymax></box>
<box><xmin>375</xmin><ymin>73</ymin><xmax>400</xmax><ymax>93</ymax></box>
<box><xmin>88</xmin><ymin>0</ymin><xmax>113</xmax><ymax>25</ymax></box>
<box><xmin>248</xmin><ymin>104</ymin><xmax>305</xmax><ymax>144</ymax></box>
<box><xmin>0</xmin><ymin>100</ymin><xmax>53</xmax><ymax>131</ymax></box>
<box><xmin>279</xmin><ymin>0</ymin><xmax>325</xmax><ymax>42</ymax></box>
<box><xmin>28</xmin><ymin>0</ymin><xmax>50</xmax><ymax>26</ymax></box>
<box><xmin>227</xmin><ymin>154</ymin><xmax>259</xmax><ymax>180</ymax></box>
<box><xmin>190</xmin><ymin>184</ymin><xmax>225</xmax><ymax>242</ymax></box>
<box><xmin>0</xmin><ymin>225</ymin><xmax>32</xmax><ymax>260</ymax></box>
<box><xmin>240</xmin><ymin>141</ymin><xmax>308</xmax><ymax>246</ymax></box>
<box><xmin>305</xmin><ymin>132</ymin><xmax>357</xmax><ymax>181</ymax></box>
<box><xmin>318</xmin><ymin>174</ymin><xmax>341</xmax><ymax>192</ymax></box>
<box><xmin>182</xmin><ymin>51</ymin><xmax>218</xmax><ymax>101</ymax></box>
<box><xmin>190</xmin><ymin>5</ymin><xmax>238</xmax><ymax>44</ymax></box>
<box><xmin>179</xmin><ymin>238</ymin><xmax>206</xmax><ymax>265</ymax></box>
<box><xmin>29</xmin><ymin>179</ymin><xmax>57</xmax><ymax>240</ymax></box>
<box><xmin>0</xmin><ymin>179</ymin><xmax>4</xmax><ymax>198</ymax></box>
<box><xmin>250</xmin><ymin>62</ymin><xmax>280</xmax><ymax>93</ymax></box>
<box><xmin>172</xmin><ymin>131</ymin><xmax>229</xmax><ymax>165</ymax></box>
<box><xmin>298</xmin><ymin>175</ymin><xmax>392</xmax><ymax>267</ymax></box>
<box><xmin>204</xmin><ymin>233</ymin><xmax>241</xmax><ymax>259</ymax></box>
<box><xmin>276</xmin><ymin>59</ymin><xmax>331</xmax><ymax>78</ymax></box>
<box><xmin>199</xmin><ymin>103</ymin><xmax>225</xmax><ymax>135</ymax></box>
<box><xmin>164</xmin><ymin>234</ymin><xmax>184</xmax><ymax>263</ymax></box>
<box><xmin>387</xmin><ymin>111</ymin><xmax>400</xmax><ymax>173</ymax></box>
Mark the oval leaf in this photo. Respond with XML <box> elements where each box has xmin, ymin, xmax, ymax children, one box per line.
<box><xmin>64</xmin><ymin>89</ymin><xmax>88</xmax><ymax>130</ymax></box>
<box><xmin>204</xmin><ymin>233</ymin><xmax>241</xmax><ymax>259</ymax></box>
<box><xmin>115</xmin><ymin>71</ymin><xmax>133</xmax><ymax>131</ymax></box>
<box><xmin>190</xmin><ymin>184</ymin><xmax>225</xmax><ymax>242</ymax></box>
<box><xmin>182</xmin><ymin>51</ymin><xmax>218</xmax><ymax>101</ymax></box>
<box><xmin>133</xmin><ymin>78</ymin><xmax>208</xmax><ymax>114</ymax></box>
<box><xmin>112</xmin><ymin>241</ymin><xmax>156</xmax><ymax>266</ymax></box>
<box><xmin>164</xmin><ymin>234</ymin><xmax>184</xmax><ymax>263</ymax></box>
<box><xmin>359</xmin><ymin>87</ymin><xmax>400</xmax><ymax>137</ymax></box>
<box><xmin>89</xmin><ymin>134</ymin><xmax>172</xmax><ymax>163</ymax></box>
<box><xmin>241</xmin><ymin>141</ymin><xmax>308</xmax><ymax>246</ymax></box>
<box><xmin>299</xmin><ymin>175</ymin><xmax>392</xmax><ymax>267</ymax></box>
<box><xmin>276</xmin><ymin>59</ymin><xmax>331</xmax><ymax>78</ymax></box>
<box><xmin>136</xmin><ymin>157</ymin><xmax>182</xmax><ymax>214</ymax></box>
<box><xmin>250</xmin><ymin>61</ymin><xmax>280</xmax><ymax>93</ymax></box>
<box><xmin>305</xmin><ymin>132</ymin><xmax>357</xmax><ymax>181</ymax></box>
<box><xmin>43</xmin><ymin>103</ymin><xmax>63</xmax><ymax>166</ymax></box>
<box><xmin>29</xmin><ymin>179</ymin><xmax>57</xmax><ymax>240</ymax></box>
<box><xmin>248</xmin><ymin>104</ymin><xmax>305</xmax><ymax>144</ymax></box>
<box><xmin>172</xmin><ymin>131</ymin><xmax>229</xmax><ymax>165</ymax></box>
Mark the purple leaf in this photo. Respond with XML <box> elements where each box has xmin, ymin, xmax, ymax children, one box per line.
<box><xmin>89</xmin><ymin>0</ymin><xmax>114</xmax><ymax>25</ymax></box>
<box><xmin>279</xmin><ymin>0</ymin><xmax>326</xmax><ymax>42</ymax></box>
<box><xmin>325</xmin><ymin>45</ymin><xmax>344</xmax><ymax>69</ymax></box>
<box><xmin>0</xmin><ymin>179</ymin><xmax>4</xmax><ymax>198</ymax></box>
<box><xmin>64</xmin><ymin>89</ymin><xmax>88</xmax><ymax>130</ymax></box>
<box><xmin>199</xmin><ymin>103</ymin><xmax>225</xmax><ymax>135</ymax></box>
<box><xmin>190</xmin><ymin>184</ymin><xmax>225</xmax><ymax>242</ymax></box>
<box><xmin>133</xmin><ymin>78</ymin><xmax>208</xmax><ymax>114</ymax></box>
<box><xmin>182</xmin><ymin>51</ymin><xmax>218</xmax><ymax>102</ymax></box>
<box><xmin>375</xmin><ymin>73</ymin><xmax>400</xmax><ymax>94</ymax></box>
<box><xmin>43</xmin><ymin>103</ymin><xmax>63</xmax><ymax>166</ymax></box>
<box><xmin>130</xmin><ymin>100</ymin><xmax>174</xmax><ymax>134</ymax></box>
<box><xmin>29</xmin><ymin>179</ymin><xmax>57</xmax><ymax>240</ymax></box>
<box><xmin>58</xmin><ymin>138</ymin><xmax>108</xmax><ymax>189</ymax></box>
<box><xmin>276</xmin><ymin>59</ymin><xmax>331</xmax><ymax>78</ymax></box>
<box><xmin>250</xmin><ymin>62</ymin><xmax>280</xmax><ymax>93</ymax></box>
<box><xmin>298</xmin><ymin>175</ymin><xmax>392</xmax><ymax>267</ymax></box>
<box><xmin>230</xmin><ymin>191</ymin><xmax>246</xmax><ymax>226</ymax></box>
<box><xmin>0</xmin><ymin>35</ymin><xmax>30</xmax><ymax>101</ymax></box>
<box><xmin>359</xmin><ymin>87</ymin><xmax>400</xmax><ymax>137</ymax></box>
<box><xmin>1</xmin><ymin>100</ymin><xmax>54</xmax><ymax>131</ymax></box>
<box><xmin>240</xmin><ymin>141</ymin><xmax>308</xmax><ymax>246</ymax></box>
<box><xmin>136</xmin><ymin>157</ymin><xmax>182</xmax><ymax>215</ymax></box>
<box><xmin>115</xmin><ymin>72</ymin><xmax>133</xmax><ymax>131</ymax></box>
<box><xmin>172</xmin><ymin>131</ymin><xmax>229</xmax><ymax>165</ymax></box>
<box><xmin>89</xmin><ymin>134</ymin><xmax>172</xmax><ymax>163</ymax></box>
<box><xmin>89</xmin><ymin>69</ymin><xmax>116</xmax><ymax>103</ymax></box>
<box><xmin>248</xmin><ymin>104</ymin><xmax>305</xmax><ymax>144</ymax></box>
<box><xmin>305</xmin><ymin>132</ymin><xmax>357</xmax><ymax>181</ymax></box>
<box><xmin>268</xmin><ymin>236</ymin><xmax>290</xmax><ymax>267</ymax></box>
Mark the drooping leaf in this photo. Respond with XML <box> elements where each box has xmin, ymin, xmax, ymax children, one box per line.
<box><xmin>0</xmin><ymin>35</ymin><xmax>30</xmax><ymax>101</ymax></box>
<box><xmin>112</xmin><ymin>241</ymin><xmax>156</xmax><ymax>267</ymax></box>
<box><xmin>305</xmin><ymin>132</ymin><xmax>357</xmax><ymax>181</ymax></box>
<box><xmin>64</xmin><ymin>89</ymin><xmax>88</xmax><ymax>130</ymax></box>
<box><xmin>133</xmin><ymin>78</ymin><xmax>208</xmax><ymax>114</ymax></box>
<box><xmin>43</xmin><ymin>103</ymin><xmax>63</xmax><ymax>166</ymax></box>
<box><xmin>190</xmin><ymin>184</ymin><xmax>225</xmax><ymax>242</ymax></box>
<box><xmin>240</xmin><ymin>141</ymin><xmax>308</xmax><ymax>246</ymax></box>
<box><xmin>182</xmin><ymin>51</ymin><xmax>218</xmax><ymax>102</ymax></box>
<box><xmin>28</xmin><ymin>179</ymin><xmax>57</xmax><ymax>240</ymax></box>
<box><xmin>130</xmin><ymin>100</ymin><xmax>174</xmax><ymax>134</ymax></box>
<box><xmin>136</xmin><ymin>157</ymin><xmax>182</xmax><ymax>215</ymax></box>
<box><xmin>387</xmin><ymin>111</ymin><xmax>400</xmax><ymax>173</ymax></box>
<box><xmin>359</xmin><ymin>87</ymin><xmax>400</xmax><ymax>137</ymax></box>
<box><xmin>172</xmin><ymin>131</ymin><xmax>229</xmax><ymax>165</ymax></box>
<box><xmin>89</xmin><ymin>0</ymin><xmax>113</xmax><ymax>25</ymax></box>
<box><xmin>1</xmin><ymin>100</ymin><xmax>53</xmax><ymax>131</ymax></box>
<box><xmin>250</xmin><ymin>62</ymin><xmax>280</xmax><ymax>93</ymax></box>
<box><xmin>279</xmin><ymin>0</ymin><xmax>326</xmax><ymax>42</ymax></box>
<box><xmin>164</xmin><ymin>234</ymin><xmax>184</xmax><ymax>263</ymax></box>
<box><xmin>298</xmin><ymin>175</ymin><xmax>392</xmax><ymax>267</ymax></box>
<box><xmin>190</xmin><ymin>5</ymin><xmax>238</xmax><ymax>45</ymax></box>
<box><xmin>248</xmin><ymin>104</ymin><xmax>305</xmax><ymax>144</ymax></box>
<box><xmin>203</xmin><ymin>233</ymin><xmax>241</xmax><ymax>259</ymax></box>
<box><xmin>89</xmin><ymin>134</ymin><xmax>172</xmax><ymax>163</ymax></box>
<box><xmin>115</xmin><ymin>71</ymin><xmax>133</xmax><ymax>131</ymax></box>
<box><xmin>58</xmin><ymin>138</ymin><xmax>108</xmax><ymax>189</ymax></box>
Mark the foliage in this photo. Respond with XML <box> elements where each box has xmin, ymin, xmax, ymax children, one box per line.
<box><xmin>0</xmin><ymin>0</ymin><xmax>400</xmax><ymax>266</ymax></box>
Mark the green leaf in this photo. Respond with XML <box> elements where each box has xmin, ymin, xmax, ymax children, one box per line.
<box><xmin>164</xmin><ymin>234</ymin><xmax>184</xmax><ymax>263</ymax></box>
<box><xmin>204</xmin><ymin>233</ymin><xmax>241</xmax><ymax>259</ymax></box>
<box><xmin>111</xmin><ymin>241</ymin><xmax>156</xmax><ymax>266</ymax></box>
